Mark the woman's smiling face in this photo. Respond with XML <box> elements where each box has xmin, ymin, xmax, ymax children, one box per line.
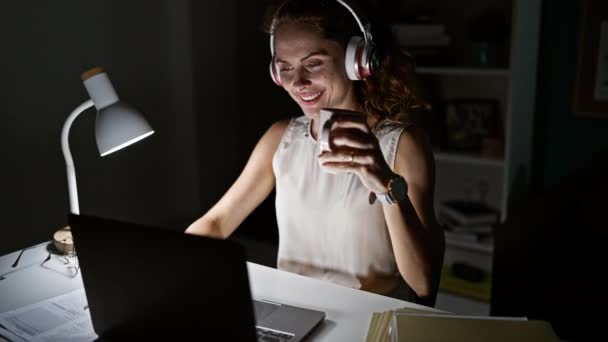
<box><xmin>274</xmin><ymin>21</ymin><xmax>359</xmax><ymax>120</ymax></box>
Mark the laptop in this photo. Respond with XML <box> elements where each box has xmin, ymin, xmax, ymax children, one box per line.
<box><xmin>69</xmin><ymin>214</ymin><xmax>325</xmax><ymax>341</ymax></box>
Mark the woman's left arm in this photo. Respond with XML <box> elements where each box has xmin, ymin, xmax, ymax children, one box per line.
<box><xmin>381</xmin><ymin>126</ymin><xmax>445</xmax><ymax>300</ymax></box>
<box><xmin>319</xmin><ymin>118</ymin><xmax>444</xmax><ymax>301</ymax></box>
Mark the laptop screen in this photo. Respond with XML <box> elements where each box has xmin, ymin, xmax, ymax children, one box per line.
<box><xmin>69</xmin><ymin>214</ymin><xmax>257</xmax><ymax>340</ymax></box>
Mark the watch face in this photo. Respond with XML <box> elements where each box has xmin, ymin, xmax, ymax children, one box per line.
<box><xmin>390</xmin><ymin>177</ymin><xmax>407</xmax><ymax>201</ymax></box>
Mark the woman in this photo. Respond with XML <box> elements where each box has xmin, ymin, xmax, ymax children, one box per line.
<box><xmin>186</xmin><ymin>0</ymin><xmax>444</xmax><ymax>305</ymax></box>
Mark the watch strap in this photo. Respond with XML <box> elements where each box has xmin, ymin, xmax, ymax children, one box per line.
<box><xmin>370</xmin><ymin>175</ymin><xmax>406</xmax><ymax>205</ymax></box>
<box><xmin>375</xmin><ymin>191</ymin><xmax>394</xmax><ymax>204</ymax></box>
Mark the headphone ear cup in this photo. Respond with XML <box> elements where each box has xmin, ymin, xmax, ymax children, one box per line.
<box><xmin>345</xmin><ymin>36</ymin><xmax>364</xmax><ymax>80</ymax></box>
<box><xmin>368</xmin><ymin>45</ymin><xmax>380</xmax><ymax>74</ymax></box>
<box><xmin>269</xmin><ymin>57</ymin><xmax>282</xmax><ymax>86</ymax></box>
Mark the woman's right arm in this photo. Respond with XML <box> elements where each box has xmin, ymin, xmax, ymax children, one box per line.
<box><xmin>184</xmin><ymin>120</ymin><xmax>290</xmax><ymax>239</ymax></box>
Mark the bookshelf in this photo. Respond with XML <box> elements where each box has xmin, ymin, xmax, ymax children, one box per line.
<box><xmin>387</xmin><ymin>0</ymin><xmax>542</xmax><ymax>313</ymax></box>
<box><xmin>390</xmin><ymin>0</ymin><xmax>540</xmax><ymax>222</ymax></box>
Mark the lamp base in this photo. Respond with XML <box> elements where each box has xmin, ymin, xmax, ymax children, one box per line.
<box><xmin>53</xmin><ymin>226</ymin><xmax>75</xmax><ymax>255</ymax></box>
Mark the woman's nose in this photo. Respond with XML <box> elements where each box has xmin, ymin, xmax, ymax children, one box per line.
<box><xmin>292</xmin><ymin>69</ymin><xmax>311</xmax><ymax>89</ymax></box>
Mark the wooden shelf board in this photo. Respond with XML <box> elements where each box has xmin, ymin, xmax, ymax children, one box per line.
<box><xmin>445</xmin><ymin>237</ymin><xmax>494</xmax><ymax>254</ymax></box>
<box><xmin>433</xmin><ymin>151</ymin><xmax>505</xmax><ymax>168</ymax></box>
<box><xmin>416</xmin><ymin>67</ymin><xmax>511</xmax><ymax>77</ymax></box>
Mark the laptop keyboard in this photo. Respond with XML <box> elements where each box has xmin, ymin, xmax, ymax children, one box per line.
<box><xmin>256</xmin><ymin>326</ymin><xmax>294</xmax><ymax>341</ymax></box>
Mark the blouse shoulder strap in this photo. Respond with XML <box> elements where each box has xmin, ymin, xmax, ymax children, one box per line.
<box><xmin>278</xmin><ymin>115</ymin><xmax>308</xmax><ymax>147</ymax></box>
<box><xmin>376</xmin><ymin>121</ymin><xmax>412</xmax><ymax>170</ymax></box>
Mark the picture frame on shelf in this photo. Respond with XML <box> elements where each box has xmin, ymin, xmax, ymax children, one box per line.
<box><xmin>441</xmin><ymin>99</ymin><xmax>502</xmax><ymax>157</ymax></box>
<box><xmin>574</xmin><ymin>0</ymin><xmax>608</xmax><ymax>117</ymax></box>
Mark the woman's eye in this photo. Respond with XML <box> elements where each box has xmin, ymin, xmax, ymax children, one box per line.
<box><xmin>306</xmin><ymin>62</ymin><xmax>321</xmax><ymax>70</ymax></box>
<box><xmin>279</xmin><ymin>65</ymin><xmax>293</xmax><ymax>72</ymax></box>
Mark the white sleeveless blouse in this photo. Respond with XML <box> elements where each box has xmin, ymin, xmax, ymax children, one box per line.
<box><xmin>273</xmin><ymin>115</ymin><xmax>412</xmax><ymax>297</ymax></box>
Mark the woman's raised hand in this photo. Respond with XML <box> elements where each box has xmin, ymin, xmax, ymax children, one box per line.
<box><xmin>317</xmin><ymin>112</ymin><xmax>395</xmax><ymax>194</ymax></box>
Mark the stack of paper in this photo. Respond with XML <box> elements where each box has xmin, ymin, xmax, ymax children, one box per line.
<box><xmin>391</xmin><ymin>313</ymin><xmax>559</xmax><ymax>341</ymax></box>
<box><xmin>365</xmin><ymin>310</ymin><xmax>392</xmax><ymax>342</ymax></box>
<box><xmin>366</xmin><ymin>308</ymin><xmax>449</xmax><ymax>342</ymax></box>
<box><xmin>367</xmin><ymin>309</ymin><xmax>559</xmax><ymax>342</ymax></box>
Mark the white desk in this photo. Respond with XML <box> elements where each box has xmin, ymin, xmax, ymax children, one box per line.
<box><xmin>0</xmin><ymin>241</ymin><xmax>440</xmax><ymax>341</ymax></box>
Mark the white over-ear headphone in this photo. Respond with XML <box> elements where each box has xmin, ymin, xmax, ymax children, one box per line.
<box><xmin>269</xmin><ymin>0</ymin><xmax>378</xmax><ymax>86</ymax></box>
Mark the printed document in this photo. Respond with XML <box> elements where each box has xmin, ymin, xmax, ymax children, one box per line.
<box><xmin>0</xmin><ymin>289</ymin><xmax>97</xmax><ymax>342</ymax></box>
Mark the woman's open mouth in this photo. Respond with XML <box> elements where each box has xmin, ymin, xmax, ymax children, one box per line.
<box><xmin>299</xmin><ymin>91</ymin><xmax>324</xmax><ymax>106</ymax></box>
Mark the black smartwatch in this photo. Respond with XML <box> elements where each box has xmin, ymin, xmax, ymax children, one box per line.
<box><xmin>375</xmin><ymin>175</ymin><xmax>408</xmax><ymax>205</ymax></box>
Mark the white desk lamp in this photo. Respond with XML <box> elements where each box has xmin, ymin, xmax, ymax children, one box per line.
<box><xmin>54</xmin><ymin>67</ymin><xmax>155</xmax><ymax>253</ymax></box>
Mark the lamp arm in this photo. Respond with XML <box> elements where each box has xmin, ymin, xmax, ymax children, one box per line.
<box><xmin>61</xmin><ymin>100</ymin><xmax>94</xmax><ymax>215</ymax></box>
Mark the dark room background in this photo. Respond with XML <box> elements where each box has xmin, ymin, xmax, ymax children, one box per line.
<box><xmin>532</xmin><ymin>0</ymin><xmax>608</xmax><ymax>190</ymax></box>
<box><xmin>1</xmin><ymin>0</ymin><xmax>608</xmax><ymax>257</ymax></box>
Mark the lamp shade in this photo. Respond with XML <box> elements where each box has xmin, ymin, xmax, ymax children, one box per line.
<box><xmin>95</xmin><ymin>102</ymin><xmax>154</xmax><ymax>156</ymax></box>
<box><xmin>81</xmin><ymin>67</ymin><xmax>154</xmax><ymax>156</ymax></box>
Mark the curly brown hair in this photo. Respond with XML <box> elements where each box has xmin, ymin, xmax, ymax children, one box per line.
<box><xmin>263</xmin><ymin>0</ymin><xmax>430</xmax><ymax>127</ymax></box>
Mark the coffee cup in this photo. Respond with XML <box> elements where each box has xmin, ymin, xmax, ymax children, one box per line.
<box><xmin>318</xmin><ymin>108</ymin><xmax>366</xmax><ymax>154</ymax></box>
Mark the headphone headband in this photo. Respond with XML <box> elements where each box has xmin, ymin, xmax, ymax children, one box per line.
<box><xmin>269</xmin><ymin>0</ymin><xmax>374</xmax><ymax>58</ymax></box>
<box><xmin>333</xmin><ymin>0</ymin><xmax>373</xmax><ymax>46</ymax></box>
